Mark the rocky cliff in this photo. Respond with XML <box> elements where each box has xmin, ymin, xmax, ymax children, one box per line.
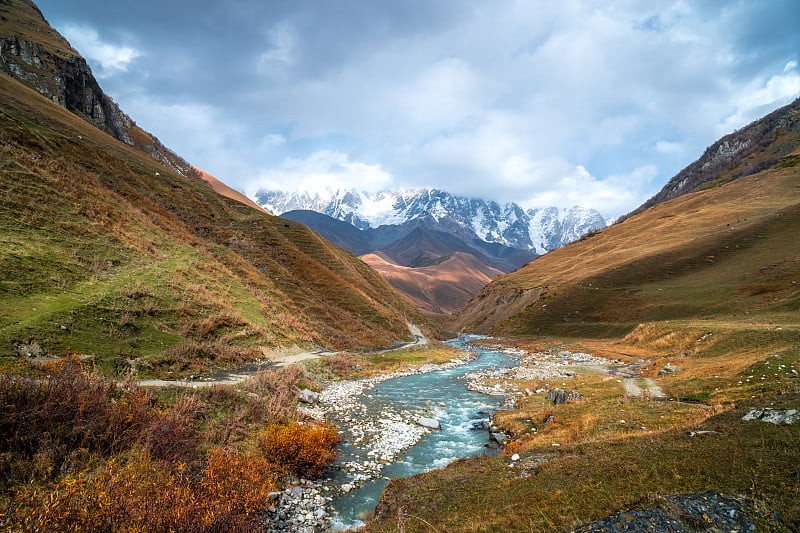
<box><xmin>0</xmin><ymin>0</ymin><xmax>192</xmax><ymax>176</ymax></box>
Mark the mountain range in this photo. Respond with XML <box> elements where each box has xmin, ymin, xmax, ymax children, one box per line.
<box><xmin>256</xmin><ymin>188</ymin><xmax>607</xmax><ymax>256</ymax></box>
<box><xmin>257</xmin><ymin>188</ymin><xmax>606</xmax><ymax>312</ymax></box>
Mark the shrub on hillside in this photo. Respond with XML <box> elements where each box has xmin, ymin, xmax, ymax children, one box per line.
<box><xmin>4</xmin><ymin>448</ymin><xmax>277</xmax><ymax>532</ymax></box>
<box><xmin>0</xmin><ymin>358</ymin><xmax>155</xmax><ymax>489</ymax></box>
<box><xmin>143</xmin><ymin>395</ymin><xmax>202</xmax><ymax>466</ymax></box>
<box><xmin>258</xmin><ymin>422</ymin><xmax>339</xmax><ymax>479</ymax></box>
<box><xmin>151</xmin><ymin>342</ymin><xmax>256</xmax><ymax>375</ymax></box>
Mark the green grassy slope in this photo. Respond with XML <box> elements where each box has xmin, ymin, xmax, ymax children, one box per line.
<box><xmin>0</xmin><ymin>72</ymin><xmax>429</xmax><ymax>375</ymax></box>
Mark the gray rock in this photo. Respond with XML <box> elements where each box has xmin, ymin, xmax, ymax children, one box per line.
<box><xmin>296</xmin><ymin>388</ymin><xmax>320</xmax><ymax>404</ymax></box>
<box><xmin>546</xmin><ymin>388</ymin><xmax>584</xmax><ymax>405</ymax></box>
<box><xmin>490</xmin><ymin>431</ymin><xmax>507</xmax><ymax>445</ymax></box>
<box><xmin>566</xmin><ymin>491</ymin><xmax>757</xmax><ymax>533</ymax></box>
<box><xmin>416</xmin><ymin>417</ymin><xmax>441</xmax><ymax>430</ymax></box>
<box><xmin>742</xmin><ymin>408</ymin><xmax>800</xmax><ymax>425</ymax></box>
<box><xmin>659</xmin><ymin>364</ymin><xmax>679</xmax><ymax>375</ymax></box>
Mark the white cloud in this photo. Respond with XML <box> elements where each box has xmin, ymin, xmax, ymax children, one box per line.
<box><xmin>655</xmin><ymin>141</ymin><xmax>683</xmax><ymax>154</ymax></box>
<box><xmin>61</xmin><ymin>24</ymin><xmax>140</xmax><ymax>77</ymax></box>
<box><xmin>718</xmin><ymin>68</ymin><xmax>800</xmax><ymax>135</ymax></box>
<box><xmin>520</xmin><ymin>164</ymin><xmax>659</xmax><ymax>217</ymax></box>
<box><xmin>54</xmin><ymin>1</ymin><xmax>799</xmax><ymax>218</ymax></box>
<box><xmin>258</xmin><ymin>151</ymin><xmax>392</xmax><ymax>194</ymax></box>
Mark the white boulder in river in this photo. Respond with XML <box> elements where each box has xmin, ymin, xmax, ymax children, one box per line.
<box><xmin>296</xmin><ymin>388</ymin><xmax>320</xmax><ymax>404</ymax></box>
<box><xmin>416</xmin><ymin>417</ymin><xmax>441</xmax><ymax>430</ymax></box>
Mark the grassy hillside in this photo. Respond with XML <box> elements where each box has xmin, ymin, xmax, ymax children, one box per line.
<box><xmin>0</xmin><ymin>72</ymin><xmax>430</xmax><ymax>376</ymax></box>
<box><xmin>453</xmin><ymin>154</ymin><xmax>800</xmax><ymax>338</ymax></box>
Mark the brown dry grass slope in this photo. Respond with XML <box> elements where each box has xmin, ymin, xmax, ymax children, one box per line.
<box><xmin>454</xmin><ymin>157</ymin><xmax>800</xmax><ymax>337</ymax></box>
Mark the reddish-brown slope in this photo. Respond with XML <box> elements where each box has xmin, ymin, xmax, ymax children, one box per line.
<box><xmin>192</xmin><ymin>167</ymin><xmax>270</xmax><ymax>214</ymax></box>
<box><xmin>361</xmin><ymin>252</ymin><xmax>502</xmax><ymax>314</ymax></box>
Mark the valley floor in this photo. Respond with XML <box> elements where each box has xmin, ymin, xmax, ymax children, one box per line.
<box><xmin>362</xmin><ymin>318</ymin><xmax>800</xmax><ymax>532</ymax></box>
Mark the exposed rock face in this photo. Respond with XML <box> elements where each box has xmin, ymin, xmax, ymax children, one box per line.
<box><xmin>742</xmin><ymin>408</ymin><xmax>800</xmax><ymax>425</ymax></box>
<box><xmin>546</xmin><ymin>388</ymin><xmax>584</xmax><ymax>405</ymax></box>
<box><xmin>567</xmin><ymin>491</ymin><xmax>758</xmax><ymax>533</ymax></box>
<box><xmin>0</xmin><ymin>0</ymin><xmax>192</xmax><ymax>176</ymax></box>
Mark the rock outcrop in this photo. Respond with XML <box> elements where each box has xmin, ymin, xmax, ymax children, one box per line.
<box><xmin>546</xmin><ymin>388</ymin><xmax>584</xmax><ymax>405</ymax></box>
<box><xmin>742</xmin><ymin>408</ymin><xmax>800</xmax><ymax>425</ymax></box>
<box><xmin>624</xmin><ymin>96</ymin><xmax>800</xmax><ymax>221</ymax></box>
<box><xmin>0</xmin><ymin>0</ymin><xmax>192</xmax><ymax>176</ymax></box>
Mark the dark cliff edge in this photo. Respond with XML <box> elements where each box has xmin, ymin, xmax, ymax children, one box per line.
<box><xmin>0</xmin><ymin>0</ymin><xmax>193</xmax><ymax>177</ymax></box>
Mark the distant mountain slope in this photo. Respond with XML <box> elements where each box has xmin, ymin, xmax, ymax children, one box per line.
<box><xmin>258</xmin><ymin>188</ymin><xmax>606</xmax><ymax>255</ymax></box>
<box><xmin>193</xmin><ymin>167</ymin><xmax>270</xmax><ymax>214</ymax></box>
<box><xmin>281</xmin><ymin>210</ymin><xmax>529</xmax><ymax>313</ymax></box>
<box><xmin>454</xmin><ymin>115</ymin><xmax>800</xmax><ymax>337</ymax></box>
<box><xmin>279</xmin><ymin>210</ymin><xmax>375</xmax><ymax>256</ymax></box>
<box><xmin>625</xmin><ymin>97</ymin><xmax>800</xmax><ymax>220</ymax></box>
<box><xmin>281</xmin><ymin>209</ymin><xmax>537</xmax><ymax>273</ymax></box>
<box><xmin>0</xmin><ymin>3</ymin><xmax>431</xmax><ymax>372</ymax></box>
<box><xmin>361</xmin><ymin>252</ymin><xmax>502</xmax><ymax>314</ymax></box>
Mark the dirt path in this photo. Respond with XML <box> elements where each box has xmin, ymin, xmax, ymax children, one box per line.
<box><xmin>138</xmin><ymin>323</ymin><xmax>428</xmax><ymax>388</ymax></box>
<box><xmin>624</xmin><ymin>377</ymin><xmax>668</xmax><ymax>401</ymax></box>
<box><xmin>272</xmin><ymin>349</ymin><xmax>337</xmax><ymax>368</ymax></box>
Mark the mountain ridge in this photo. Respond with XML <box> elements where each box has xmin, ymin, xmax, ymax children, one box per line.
<box><xmin>257</xmin><ymin>187</ymin><xmax>607</xmax><ymax>255</ymax></box>
<box><xmin>624</xmin><ymin>96</ymin><xmax>800</xmax><ymax>221</ymax></box>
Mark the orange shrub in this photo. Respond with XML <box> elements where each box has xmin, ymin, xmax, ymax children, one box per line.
<box><xmin>4</xmin><ymin>448</ymin><xmax>277</xmax><ymax>532</ymax></box>
<box><xmin>258</xmin><ymin>422</ymin><xmax>339</xmax><ymax>479</ymax></box>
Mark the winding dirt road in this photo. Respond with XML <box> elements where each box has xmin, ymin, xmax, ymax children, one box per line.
<box><xmin>137</xmin><ymin>323</ymin><xmax>428</xmax><ymax>388</ymax></box>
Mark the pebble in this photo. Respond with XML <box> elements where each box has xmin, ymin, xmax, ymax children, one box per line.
<box><xmin>264</xmin><ymin>482</ymin><xmax>330</xmax><ymax>532</ymax></box>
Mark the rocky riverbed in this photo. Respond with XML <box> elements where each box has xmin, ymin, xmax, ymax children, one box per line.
<box><xmin>269</xmin><ymin>342</ymin><xmax>617</xmax><ymax>532</ymax></box>
<box><xmin>299</xmin><ymin>358</ymin><xmax>473</xmax><ymax>492</ymax></box>
<box><xmin>462</xmin><ymin>346</ymin><xmax>616</xmax><ymax>398</ymax></box>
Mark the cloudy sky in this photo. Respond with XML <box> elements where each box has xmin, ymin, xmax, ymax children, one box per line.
<box><xmin>36</xmin><ymin>1</ymin><xmax>799</xmax><ymax>217</ymax></box>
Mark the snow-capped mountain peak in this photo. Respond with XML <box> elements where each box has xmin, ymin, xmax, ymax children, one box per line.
<box><xmin>254</xmin><ymin>188</ymin><xmax>606</xmax><ymax>254</ymax></box>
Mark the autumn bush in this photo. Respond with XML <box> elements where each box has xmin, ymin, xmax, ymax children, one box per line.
<box><xmin>258</xmin><ymin>422</ymin><xmax>339</xmax><ymax>479</ymax></box>
<box><xmin>4</xmin><ymin>448</ymin><xmax>277</xmax><ymax>533</ymax></box>
<box><xmin>151</xmin><ymin>341</ymin><xmax>256</xmax><ymax>375</ymax></box>
<box><xmin>0</xmin><ymin>358</ymin><xmax>155</xmax><ymax>490</ymax></box>
<box><xmin>329</xmin><ymin>352</ymin><xmax>360</xmax><ymax>376</ymax></box>
<box><xmin>143</xmin><ymin>395</ymin><xmax>202</xmax><ymax>466</ymax></box>
<box><xmin>243</xmin><ymin>365</ymin><xmax>309</xmax><ymax>422</ymax></box>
